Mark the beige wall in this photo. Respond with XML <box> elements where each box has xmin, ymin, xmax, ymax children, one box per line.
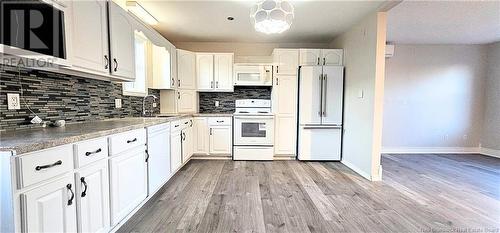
<box><xmin>173</xmin><ymin>42</ymin><xmax>330</xmax><ymax>57</ymax></box>
<box><xmin>382</xmin><ymin>45</ymin><xmax>488</xmax><ymax>152</ymax></box>
<box><xmin>482</xmin><ymin>42</ymin><xmax>500</xmax><ymax>151</ymax></box>
<box><xmin>329</xmin><ymin>12</ymin><xmax>387</xmax><ymax>181</ymax></box>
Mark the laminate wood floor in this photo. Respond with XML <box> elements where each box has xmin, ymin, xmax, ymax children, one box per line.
<box><xmin>118</xmin><ymin>154</ymin><xmax>500</xmax><ymax>233</ymax></box>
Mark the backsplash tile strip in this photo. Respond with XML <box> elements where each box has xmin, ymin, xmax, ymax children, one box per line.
<box><xmin>0</xmin><ymin>65</ymin><xmax>160</xmax><ymax>131</ymax></box>
<box><xmin>198</xmin><ymin>86</ymin><xmax>272</xmax><ymax>113</ymax></box>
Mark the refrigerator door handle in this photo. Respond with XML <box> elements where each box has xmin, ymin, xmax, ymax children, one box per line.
<box><xmin>323</xmin><ymin>74</ymin><xmax>327</xmax><ymax>116</ymax></box>
<box><xmin>319</xmin><ymin>74</ymin><xmax>323</xmax><ymax>117</ymax></box>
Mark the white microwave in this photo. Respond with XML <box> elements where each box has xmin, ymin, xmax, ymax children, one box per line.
<box><xmin>233</xmin><ymin>64</ymin><xmax>273</xmax><ymax>86</ymax></box>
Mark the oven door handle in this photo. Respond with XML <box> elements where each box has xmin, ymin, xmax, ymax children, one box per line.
<box><xmin>234</xmin><ymin>116</ymin><xmax>274</xmax><ymax>119</ymax></box>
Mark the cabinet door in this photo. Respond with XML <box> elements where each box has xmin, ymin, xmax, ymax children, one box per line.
<box><xmin>21</xmin><ymin>175</ymin><xmax>77</xmax><ymax>233</ymax></box>
<box><xmin>177</xmin><ymin>49</ymin><xmax>196</xmax><ymax>90</ymax></box>
<box><xmin>209</xmin><ymin>126</ymin><xmax>232</xmax><ymax>155</ymax></box>
<box><xmin>151</xmin><ymin>44</ymin><xmax>173</xmax><ymax>89</ymax></box>
<box><xmin>170</xmin><ymin>44</ymin><xmax>178</xmax><ymax>89</ymax></box>
<box><xmin>171</xmin><ymin>132</ymin><xmax>182</xmax><ymax>172</ymax></box>
<box><xmin>67</xmin><ymin>0</ymin><xmax>109</xmax><ymax>74</ymax></box>
<box><xmin>108</xmin><ymin>1</ymin><xmax>135</xmax><ymax>80</ymax></box>
<box><xmin>299</xmin><ymin>49</ymin><xmax>321</xmax><ymax>66</ymax></box>
<box><xmin>273</xmin><ymin>75</ymin><xmax>297</xmax><ymax>115</ymax></box>
<box><xmin>181</xmin><ymin>127</ymin><xmax>193</xmax><ymax>163</ymax></box>
<box><xmin>193</xmin><ymin>118</ymin><xmax>209</xmax><ymax>155</ymax></box>
<box><xmin>321</xmin><ymin>49</ymin><xmax>343</xmax><ymax>66</ymax></box>
<box><xmin>214</xmin><ymin>54</ymin><xmax>234</xmax><ymax>91</ymax></box>
<box><xmin>109</xmin><ymin>148</ymin><xmax>147</xmax><ymax>225</ymax></box>
<box><xmin>147</xmin><ymin>126</ymin><xmax>171</xmax><ymax>194</ymax></box>
<box><xmin>177</xmin><ymin>90</ymin><xmax>197</xmax><ymax>113</ymax></box>
<box><xmin>274</xmin><ymin>115</ymin><xmax>296</xmax><ymax>155</ymax></box>
<box><xmin>273</xmin><ymin>49</ymin><xmax>298</xmax><ymax>75</ymax></box>
<box><xmin>76</xmin><ymin>161</ymin><xmax>110</xmax><ymax>233</ymax></box>
<box><xmin>196</xmin><ymin>54</ymin><xmax>214</xmax><ymax>91</ymax></box>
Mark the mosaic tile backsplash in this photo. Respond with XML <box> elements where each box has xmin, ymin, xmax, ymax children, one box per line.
<box><xmin>198</xmin><ymin>86</ymin><xmax>272</xmax><ymax>113</ymax></box>
<box><xmin>0</xmin><ymin>66</ymin><xmax>160</xmax><ymax>131</ymax></box>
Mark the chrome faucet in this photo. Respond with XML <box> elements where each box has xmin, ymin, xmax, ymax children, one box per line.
<box><xmin>142</xmin><ymin>94</ymin><xmax>158</xmax><ymax>117</ymax></box>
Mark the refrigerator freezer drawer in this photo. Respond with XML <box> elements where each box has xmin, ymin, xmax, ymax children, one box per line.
<box><xmin>298</xmin><ymin>127</ymin><xmax>341</xmax><ymax>160</ymax></box>
<box><xmin>233</xmin><ymin>146</ymin><xmax>274</xmax><ymax>160</ymax></box>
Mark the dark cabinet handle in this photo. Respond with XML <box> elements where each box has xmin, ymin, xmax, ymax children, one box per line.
<box><xmin>174</xmin><ymin>124</ymin><xmax>180</xmax><ymax>128</ymax></box>
<box><xmin>209</xmin><ymin>128</ymin><xmax>212</xmax><ymax>135</ymax></box>
<box><xmin>216</xmin><ymin>81</ymin><xmax>219</xmax><ymax>88</ymax></box>
<box><xmin>317</xmin><ymin>57</ymin><xmax>320</xmax><ymax>65</ymax></box>
<box><xmin>184</xmin><ymin>121</ymin><xmax>189</xmax><ymax>125</ymax></box>
<box><xmin>104</xmin><ymin>55</ymin><xmax>109</xmax><ymax>69</ymax></box>
<box><xmin>127</xmin><ymin>138</ymin><xmax>137</xmax><ymax>143</ymax></box>
<box><xmin>85</xmin><ymin>148</ymin><xmax>102</xmax><ymax>156</ymax></box>
<box><xmin>276</xmin><ymin>66</ymin><xmax>279</xmax><ymax>73</ymax></box>
<box><xmin>178</xmin><ymin>79</ymin><xmax>181</xmax><ymax>87</ymax></box>
<box><xmin>113</xmin><ymin>58</ymin><xmax>118</xmax><ymax>72</ymax></box>
<box><xmin>178</xmin><ymin>92</ymin><xmax>181</xmax><ymax>99</ymax></box>
<box><xmin>323</xmin><ymin>57</ymin><xmax>326</xmax><ymax>65</ymax></box>
<box><xmin>145</xmin><ymin>150</ymin><xmax>149</xmax><ymax>162</ymax></box>
<box><xmin>67</xmin><ymin>184</ymin><xmax>75</xmax><ymax>205</ymax></box>
<box><xmin>171</xmin><ymin>78</ymin><xmax>175</xmax><ymax>86</ymax></box>
<box><xmin>276</xmin><ymin>77</ymin><xmax>279</xmax><ymax>85</ymax></box>
<box><xmin>80</xmin><ymin>177</ymin><xmax>88</xmax><ymax>197</ymax></box>
<box><xmin>190</xmin><ymin>120</ymin><xmax>193</xmax><ymax>127</ymax></box>
<box><xmin>182</xmin><ymin>132</ymin><xmax>186</xmax><ymax>141</ymax></box>
<box><xmin>35</xmin><ymin>160</ymin><xmax>62</xmax><ymax>171</ymax></box>
<box><xmin>216</xmin><ymin>120</ymin><xmax>224</xmax><ymax>123</ymax></box>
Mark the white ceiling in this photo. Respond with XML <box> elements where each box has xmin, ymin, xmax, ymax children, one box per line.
<box><xmin>138</xmin><ymin>0</ymin><xmax>386</xmax><ymax>43</ymax></box>
<box><xmin>387</xmin><ymin>1</ymin><xmax>500</xmax><ymax>45</ymax></box>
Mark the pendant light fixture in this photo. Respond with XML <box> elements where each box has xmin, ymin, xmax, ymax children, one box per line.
<box><xmin>250</xmin><ymin>0</ymin><xmax>294</xmax><ymax>34</ymax></box>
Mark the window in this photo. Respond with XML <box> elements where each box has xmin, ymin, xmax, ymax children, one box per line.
<box><xmin>123</xmin><ymin>31</ymin><xmax>149</xmax><ymax>96</ymax></box>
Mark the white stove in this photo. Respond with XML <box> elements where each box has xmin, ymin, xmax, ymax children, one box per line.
<box><xmin>233</xmin><ymin>99</ymin><xmax>274</xmax><ymax>160</ymax></box>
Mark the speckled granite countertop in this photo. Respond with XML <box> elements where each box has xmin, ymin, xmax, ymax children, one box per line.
<box><xmin>0</xmin><ymin>117</ymin><xmax>186</xmax><ymax>155</ymax></box>
<box><xmin>0</xmin><ymin>113</ymin><xmax>234</xmax><ymax>155</ymax></box>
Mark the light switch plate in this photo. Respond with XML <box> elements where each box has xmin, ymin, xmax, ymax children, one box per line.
<box><xmin>115</xmin><ymin>99</ymin><xmax>122</xmax><ymax>108</ymax></box>
<box><xmin>7</xmin><ymin>93</ymin><xmax>21</xmax><ymax>110</ymax></box>
<box><xmin>215</xmin><ymin>101</ymin><xmax>220</xmax><ymax>107</ymax></box>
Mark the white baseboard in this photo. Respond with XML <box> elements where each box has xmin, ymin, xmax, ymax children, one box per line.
<box><xmin>381</xmin><ymin>147</ymin><xmax>480</xmax><ymax>154</ymax></box>
<box><xmin>480</xmin><ymin>147</ymin><xmax>500</xmax><ymax>158</ymax></box>
<box><xmin>341</xmin><ymin>159</ymin><xmax>372</xmax><ymax>181</ymax></box>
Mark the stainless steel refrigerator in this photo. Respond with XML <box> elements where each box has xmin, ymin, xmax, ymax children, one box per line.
<box><xmin>297</xmin><ymin>66</ymin><xmax>344</xmax><ymax>160</ymax></box>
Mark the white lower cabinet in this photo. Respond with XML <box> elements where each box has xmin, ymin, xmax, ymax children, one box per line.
<box><xmin>171</xmin><ymin>126</ymin><xmax>183</xmax><ymax>173</ymax></box>
<box><xmin>75</xmin><ymin>161</ymin><xmax>110</xmax><ymax>233</ymax></box>
<box><xmin>193</xmin><ymin>118</ymin><xmax>209</xmax><ymax>155</ymax></box>
<box><xmin>20</xmin><ymin>174</ymin><xmax>77</xmax><ymax>233</ymax></box>
<box><xmin>182</xmin><ymin>119</ymin><xmax>194</xmax><ymax>163</ymax></box>
<box><xmin>147</xmin><ymin>124</ymin><xmax>171</xmax><ymax>194</ymax></box>
<box><xmin>209</xmin><ymin>126</ymin><xmax>232</xmax><ymax>155</ymax></box>
<box><xmin>109</xmin><ymin>146</ymin><xmax>147</xmax><ymax>226</ymax></box>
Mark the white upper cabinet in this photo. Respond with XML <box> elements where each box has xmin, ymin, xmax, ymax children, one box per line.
<box><xmin>196</xmin><ymin>53</ymin><xmax>234</xmax><ymax>92</ymax></box>
<box><xmin>108</xmin><ymin>2</ymin><xmax>135</xmax><ymax>81</ymax></box>
<box><xmin>273</xmin><ymin>49</ymin><xmax>298</xmax><ymax>75</ymax></box>
<box><xmin>321</xmin><ymin>49</ymin><xmax>343</xmax><ymax>66</ymax></box>
<box><xmin>21</xmin><ymin>175</ymin><xmax>77</xmax><ymax>233</ymax></box>
<box><xmin>150</xmin><ymin>44</ymin><xmax>173</xmax><ymax>89</ymax></box>
<box><xmin>214</xmin><ymin>54</ymin><xmax>234</xmax><ymax>91</ymax></box>
<box><xmin>298</xmin><ymin>49</ymin><xmax>344</xmax><ymax>66</ymax></box>
<box><xmin>177</xmin><ymin>49</ymin><xmax>196</xmax><ymax>90</ymax></box>
<box><xmin>67</xmin><ymin>0</ymin><xmax>109</xmax><ymax>75</ymax></box>
<box><xmin>299</xmin><ymin>49</ymin><xmax>322</xmax><ymax>66</ymax></box>
<box><xmin>177</xmin><ymin>90</ymin><xmax>197</xmax><ymax>113</ymax></box>
<box><xmin>196</xmin><ymin>54</ymin><xmax>214</xmax><ymax>91</ymax></box>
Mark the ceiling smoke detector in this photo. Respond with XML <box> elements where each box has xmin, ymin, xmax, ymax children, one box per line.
<box><xmin>250</xmin><ymin>0</ymin><xmax>294</xmax><ymax>34</ymax></box>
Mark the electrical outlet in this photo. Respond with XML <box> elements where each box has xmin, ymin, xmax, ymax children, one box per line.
<box><xmin>215</xmin><ymin>101</ymin><xmax>220</xmax><ymax>107</ymax></box>
<box><xmin>152</xmin><ymin>103</ymin><xmax>157</xmax><ymax>108</ymax></box>
<box><xmin>7</xmin><ymin>93</ymin><xmax>20</xmax><ymax>110</ymax></box>
<box><xmin>115</xmin><ymin>99</ymin><xmax>122</xmax><ymax>108</ymax></box>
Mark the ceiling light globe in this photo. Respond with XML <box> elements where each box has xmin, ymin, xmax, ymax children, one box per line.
<box><xmin>250</xmin><ymin>0</ymin><xmax>294</xmax><ymax>34</ymax></box>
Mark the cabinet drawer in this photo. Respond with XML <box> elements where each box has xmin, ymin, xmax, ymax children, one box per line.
<box><xmin>108</xmin><ymin>129</ymin><xmax>146</xmax><ymax>156</ymax></box>
<box><xmin>16</xmin><ymin>145</ymin><xmax>74</xmax><ymax>189</ymax></box>
<box><xmin>74</xmin><ymin>137</ymin><xmax>108</xmax><ymax>168</ymax></box>
<box><xmin>171</xmin><ymin>120</ymin><xmax>184</xmax><ymax>133</ymax></box>
<box><xmin>208</xmin><ymin>117</ymin><xmax>231</xmax><ymax>126</ymax></box>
